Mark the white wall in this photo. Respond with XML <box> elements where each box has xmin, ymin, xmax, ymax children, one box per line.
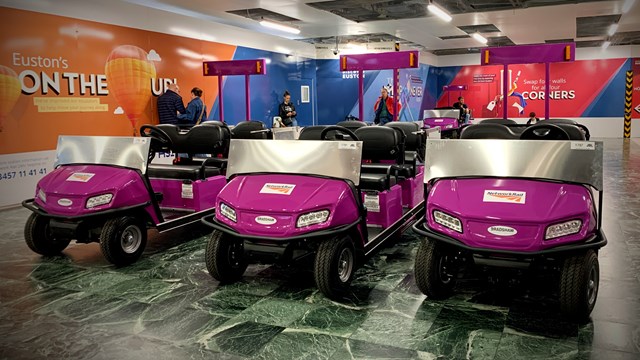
<box><xmin>0</xmin><ymin>0</ymin><xmax>317</xmax><ymax>58</ymax></box>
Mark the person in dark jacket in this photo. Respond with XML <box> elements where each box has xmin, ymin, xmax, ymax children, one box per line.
<box><xmin>278</xmin><ymin>90</ymin><xmax>297</xmax><ymax>127</ymax></box>
<box><xmin>526</xmin><ymin>111</ymin><xmax>540</xmax><ymax>125</ymax></box>
<box><xmin>177</xmin><ymin>87</ymin><xmax>207</xmax><ymax>125</ymax></box>
<box><xmin>157</xmin><ymin>83</ymin><xmax>185</xmax><ymax>124</ymax></box>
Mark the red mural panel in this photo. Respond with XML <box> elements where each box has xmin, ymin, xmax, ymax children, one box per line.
<box><xmin>437</xmin><ymin>59</ymin><xmax>627</xmax><ymax>118</ymax></box>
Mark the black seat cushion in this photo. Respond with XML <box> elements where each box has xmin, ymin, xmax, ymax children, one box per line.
<box><xmin>554</xmin><ymin>123</ymin><xmax>586</xmax><ymax>140</ymax></box>
<box><xmin>147</xmin><ymin>164</ymin><xmax>221</xmax><ymax>180</ymax></box>
<box><xmin>232</xmin><ymin>121</ymin><xmax>270</xmax><ymax>139</ymax></box>
<box><xmin>361</xmin><ymin>163</ymin><xmax>414</xmax><ymax>179</ymax></box>
<box><xmin>480</xmin><ymin>118</ymin><xmax>517</xmax><ymax>125</ymax></box>
<box><xmin>460</xmin><ymin>124</ymin><xmax>519</xmax><ymax>139</ymax></box>
<box><xmin>360</xmin><ymin>173</ymin><xmax>397</xmax><ymax>192</ymax></box>
<box><xmin>299</xmin><ymin>126</ymin><xmax>328</xmax><ymax>140</ymax></box>
<box><xmin>355</xmin><ymin>126</ymin><xmax>403</xmax><ymax>162</ymax></box>
<box><xmin>336</xmin><ymin>120</ymin><xmax>367</xmax><ymax>132</ymax></box>
<box><xmin>547</xmin><ymin>119</ymin><xmax>590</xmax><ymax>140</ymax></box>
<box><xmin>157</xmin><ymin>124</ymin><xmax>226</xmax><ymax>154</ymax></box>
<box><xmin>385</xmin><ymin>122</ymin><xmax>422</xmax><ymax>151</ymax></box>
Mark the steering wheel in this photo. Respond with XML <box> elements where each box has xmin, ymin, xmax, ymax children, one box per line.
<box><xmin>575</xmin><ymin>124</ymin><xmax>591</xmax><ymax>140</ymax></box>
<box><xmin>520</xmin><ymin>123</ymin><xmax>569</xmax><ymax>140</ymax></box>
<box><xmin>320</xmin><ymin>126</ymin><xmax>359</xmax><ymax>141</ymax></box>
<box><xmin>140</xmin><ymin>125</ymin><xmax>173</xmax><ymax>162</ymax></box>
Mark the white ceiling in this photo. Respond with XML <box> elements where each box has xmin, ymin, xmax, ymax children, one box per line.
<box><xmin>3</xmin><ymin>0</ymin><xmax>639</xmax><ymax>62</ymax></box>
<box><xmin>119</xmin><ymin>0</ymin><xmax>639</xmax><ymax>51</ymax></box>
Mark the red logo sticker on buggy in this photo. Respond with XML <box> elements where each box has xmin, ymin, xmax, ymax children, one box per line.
<box><xmin>483</xmin><ymin>190</ymin><xmax>526</xmax><ymax>204</ymax></box>
<box><xmin>260</xmin><ymin>183</ymin><xmax>296</xmax><ymax>195</ymax></box>
<box><xmin>66</xmin><ymin>172</ymin><xmax>95</xmax><ymax>182</ymax></box>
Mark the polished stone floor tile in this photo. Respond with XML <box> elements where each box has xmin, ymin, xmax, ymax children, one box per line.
<box><xmin>1</xmin><ymin>139</ymin><xmax>640</xmax><ymax>358</ymax></box>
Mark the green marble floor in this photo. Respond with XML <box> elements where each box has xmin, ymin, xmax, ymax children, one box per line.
<box><xmin>1</xmin><ymin>139</ymin><xmax>639</xmax><ymax>359</ymax></box>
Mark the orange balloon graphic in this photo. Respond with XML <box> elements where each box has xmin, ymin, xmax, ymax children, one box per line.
<box><xmin>105</xmin><ymin>45</ymin><xmax>156</xmax><ymax>134</ymax></box>
<box><xmin>0</xmin><ymin>65</ymin><xmax>21</xmax><ymax>132</ymax></box>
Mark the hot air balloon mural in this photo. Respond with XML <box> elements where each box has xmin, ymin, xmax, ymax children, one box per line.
<box><xmin>104</xmin><ymin>45</ymin><xmax>156</xmax><ymax>134</ymax></box>
<box><xmin>0</xmin><ymin>65</ymin><xmax>21</xmax><ymax>132</ymax></box>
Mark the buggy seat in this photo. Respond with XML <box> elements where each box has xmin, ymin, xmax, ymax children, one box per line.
<box><xmin>356</xmin><ymin>127</ymin><xmax>405</xmax><ymax>192</ymax></box>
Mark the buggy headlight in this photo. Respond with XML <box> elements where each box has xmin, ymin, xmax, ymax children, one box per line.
<box><xmin>433</xmin><ymin>210</ymin><xmax>463</xmax><ymax>233</ymax></box>
<box><xmin>545</xmin><ymin>219</ymin><xmax>582</xmax><ymax>240</ymax></box>
<box><xmin>86</xmin><ymin>194</ymin><xmax>113</xmax><ymax>208</ymax></box>
<box><xmin>219</xmin><ymin>203</ymin><xmax>237</xmax><ymax>222</ymax></box>
<box><xmin>37</xmin><ymin>189</ymin><xmax>47</xmax><ymax>203</ymax></box>
<box><xmin>297</xmin><ymin>210</ymin><xmax>330</xmax><ymax>228</ymax></box>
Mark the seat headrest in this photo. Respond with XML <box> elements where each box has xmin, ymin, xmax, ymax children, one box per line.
<box><xmin>460</xmin><ymin>124</ymin><xmax>518</xmax><ymax>139</ymax></box>
<box><xmin>232</xmin><ymin>121</ymin><xmax>270</xmax><ymax>139</ymax></box>
<box><xmin>299</xmin><ymin>126</ymin><xmax>328</xmax><ymax>140</ymax></box>
<box><xmin>355</xmin><ymin>126</ymin><xmax>403</xmax><ymax>162</ymax></box>
<box><xmin>554</xmin><ymin>123</ymin><xmax>586</xmax><ymax>140</ymax></box>
<box><xmin>336</xmin><ymin>120</ymin><xmax>367</xmax><ymax>130</ymax></box>
<box><xmin>520</xmin><ymin>123</ymin><xmax>570</xmax><ymax>140</ymax></box>
<box><xmin>480</xmin><ymin>118</ymin><xmax>517</xmax><ymax>125</ymax></box>
<box><xmin>546</xmin><ymin>118</ymin><xmax>578</xmax><ymax>125</ymax></box>
<box><xmin>385</xmin><ymin>122</ymin><xmax>422</xmax><ymax>151</ymax></box>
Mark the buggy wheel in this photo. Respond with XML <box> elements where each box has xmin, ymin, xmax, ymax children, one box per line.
<box><xmin>560</xmin><ymin>250</ymin><xmax>599</xmax><ymax>323</ymax></box>
<box><xmin>100</xmin><ymin>216</ymin><xmax>147</xmax><ymax>266</ymax></box>
<box><xmin>205</xmin><ymin>230</ymin><xmax>248</xmax><ymax>283</ymax></box>
<box><xmin>24</xmin><ymin>213</ymin><xmax>71</xmax><ymax>256</ymax></box>
<box><xmin>414</xmin><ymin>237</ymin><xmax>456</xmax><ymax>299</ymax></box>
<box><xmin>314</xmin><ymin>235</ymin><xmax>355</xmax><ymax>300</ymax></box>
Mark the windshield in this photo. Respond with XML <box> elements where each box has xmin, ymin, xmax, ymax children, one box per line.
<box><xmin>55</xmin><ymin>136</ymin><xmax>151</xmax><ymax>173</ymax></box>
<box><xmin>424</xmin><ymin>139</ymin><xmax>603</xmax><ymax>190</ymax></box>
<box><xmin>226</xmin><ymin>139</ymin><xmax>363</xmax><ymax>185</ymax></box>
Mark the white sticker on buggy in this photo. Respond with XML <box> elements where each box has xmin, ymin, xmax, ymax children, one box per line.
<box><xmin>260</xmin><ymin>183</ymin><xmax>296</xmax><ymax>195</ymax></box>
<box><xmin>66</xmin><ymin>172</ymin><xmax>95</xmax><ymax>182</ymax></box>
<box><xmin>338</xmin><ymin>142</ymin><xmax>357</xmax><ymax>150</ymax></box>
<box><xmin>483</xmin><ymin>190</ymin><xmax>526</xmax><ymax>204</ymax></box>
<box><xmin>570</xmin><ymin>141</ymin><xmax>595</xmax><ymax>150</ymax></box>
<box><xmin>364</xmin><ymin>194</ymin><xmax>380</xmax><ymax>212</ymax></box>
<box><xmin>181</xmin><ymin>183</ymin><xmax>193</xmax><ymax>199</ymax></box>
<box><xmin>133</xmin><ymin>137</ymin><xmax>148</xmax><ymax>144</ymax></box>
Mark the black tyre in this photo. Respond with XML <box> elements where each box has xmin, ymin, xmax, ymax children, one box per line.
<box><xmin>24</xmin><ymin>213</ymin><xmax>71</xmax><ymax>256</ymax></box>
<box><xmin>314</xmin><ymin>235</ymin><xmax>356</xmax><ymax>299</ymax></box>
<box><xmin>100</xmin><ymin>216</ymin><xmax>147</xmax><ymax>266</ymax></box>
<box><xmin>414</xmin><ymin>238</ymin><xmax>456</xmax><ymax>299</ymax></box>
<box><xmin>560</xmin><ymin>250</ymin><xmax>599</xmax><ymax>322</ymax></box>
<box><xmin>205</xmin><ymin>230</ymin><xmax>248</xmax><ymax>283</ymax></box>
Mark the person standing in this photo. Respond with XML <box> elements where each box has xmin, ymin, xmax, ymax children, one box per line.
<box><xmin>453</xmin><ymin>96</ymin><xmax>470</xmax><ymax>124</ymax></box>
<box><xmin>157</xmin><ymin>83</ymin><xmax>185</xmax><ymax>125</ymax></box>
<box><xmin>177</xmin><ymin>87</ymin><xmax>207</xmax><ymax>125</ymax></box>
<box><xmin>374</xmin><ymin>87</ymin><xmax>399</xmax><ymax>125</ymax></box>
<box><xmin>279</xmin><ymin>91</ymin><xmax>297</xmax><ymax>127</ymax></box>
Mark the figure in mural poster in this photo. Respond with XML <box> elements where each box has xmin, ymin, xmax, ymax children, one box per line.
<box><xmin>178</xmin><ymin>87</ymin><xmax>207</xmax><ymax>125</ymax></box>
<box><xmin>374</xmin><ymin>87</ymin><xmax>401</xmax><ymax>125</ymax></box>
<box><xmin>157</xmin><ymin>83</ymin><xmax>185</xmax><ymax>125</ymax></box>
<box><xmin>278</xmin><ymin>90</ymin><xmax>297</xmax><ymax>127</ymax></box>
<box><xmin>105</xmin><ymin>45</ymin><xmax>157</xmax><ymax>135</ymax></box>
<box><xmin>486</xmin><ymin>70</ymin><xmax>528</xmax><ymax>116</ymax></box>
<box><xmin>0</xmin><ymin>65</ymin><xmax>21</xmax><ymax>132</ymax></box>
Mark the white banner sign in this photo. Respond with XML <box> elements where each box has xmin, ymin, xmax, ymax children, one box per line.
<box><xmin>0</xmin><ymin>150</ymin><xmax>56</xmax><ymax>208</ymax></box>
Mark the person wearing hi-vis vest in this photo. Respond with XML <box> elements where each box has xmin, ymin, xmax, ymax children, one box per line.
<box><xmin>374</xmin><ymin>87</ymin><xmax>400</xmax><ymax>125</ymax></box>
<box><xmin>177</xmin><ymin>87</ymin><xmax>207</xmax><ymax>125</ymax></box>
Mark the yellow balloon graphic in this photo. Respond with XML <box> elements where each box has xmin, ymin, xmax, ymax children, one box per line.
<box><xmin>105</xmin><ymin>45</ymin><xmax>156</xmax><ymax>134</ymax></box>
<box><xmin>0</xmin><ymin>65</ymin><xmax>21</xmax><ymax>132</ymax></box>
